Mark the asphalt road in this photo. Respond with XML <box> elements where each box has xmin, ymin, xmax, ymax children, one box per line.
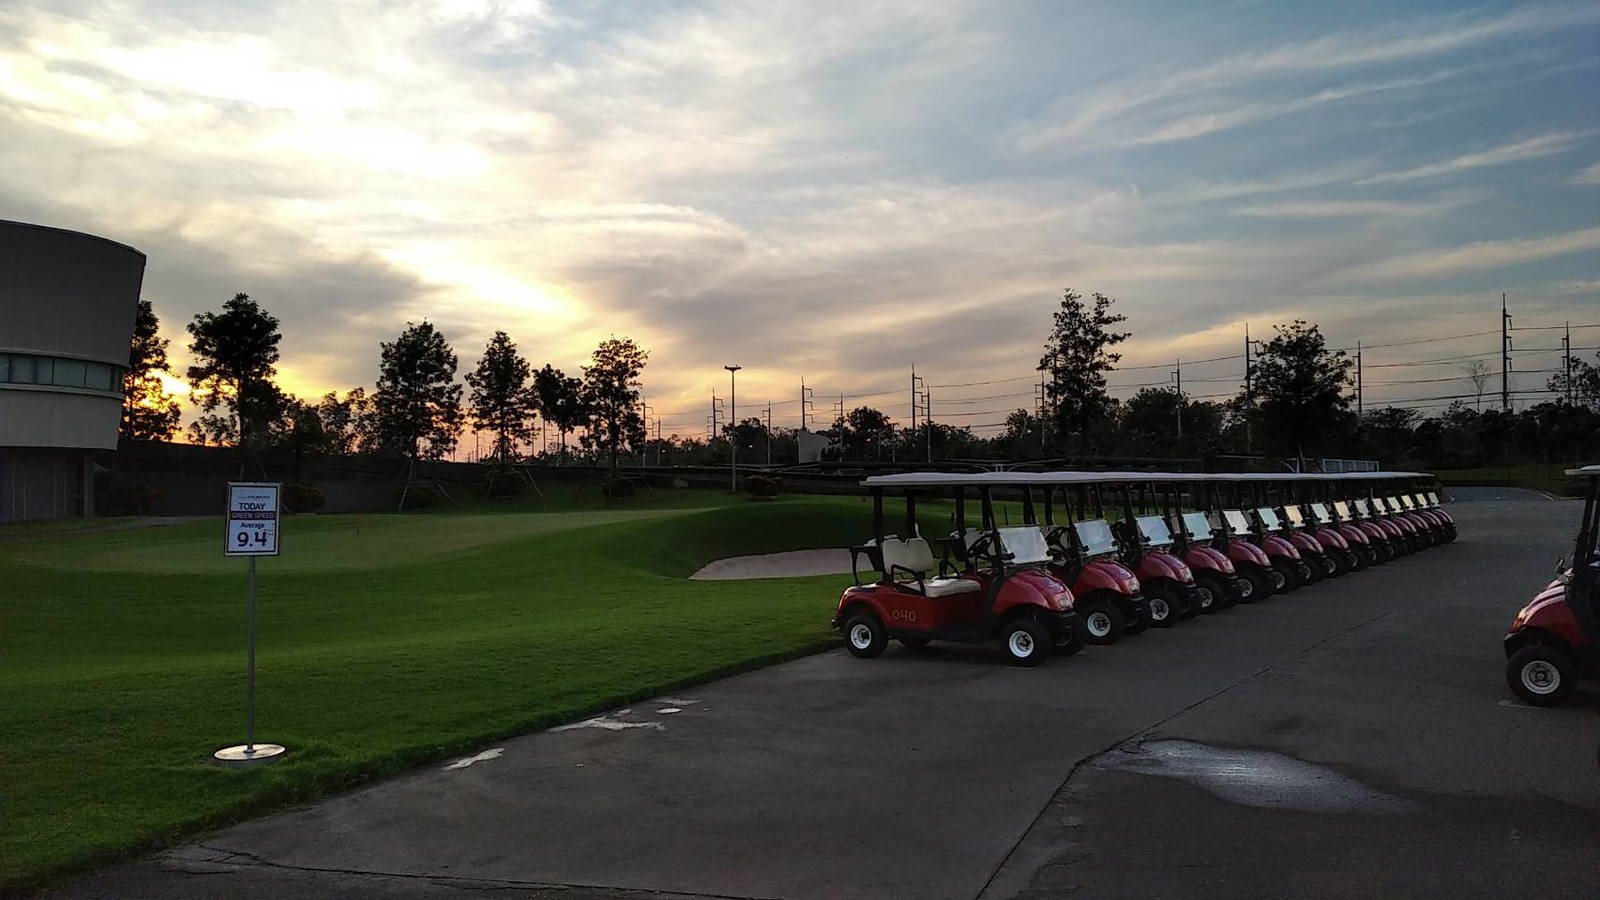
<box><xmin>52</xmin><ymin>490</ymin><xmax>1599</xmax><ymax>899</ymax></box>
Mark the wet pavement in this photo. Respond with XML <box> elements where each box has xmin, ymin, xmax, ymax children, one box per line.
<box><xmin>51</xmin><ymin>495</ymin><xmax>1600</xmax><ymax>899</ymax></box>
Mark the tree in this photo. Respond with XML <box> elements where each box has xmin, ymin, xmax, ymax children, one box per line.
<box><xmin>186</xmin><ymin>413</ymin><xmax>238</xmax><ymax>447</ymax></box>
<box><xmin>1360</xmin><ymin>406</ymin><xmax>1419</xmax><ymax>466</ymax></box>
<box><xmin>186</xmin><ymin>293</ymin><xmax>283</xmax><ymax>456</ymax></box>
<box><xmin>836</xmin><ymin>406</ymin><xmax>895</xmax><ymax>460</ymax></box>
<box><xmin>120</xmin><ymin>299</ymin><xmax>182</xmax><ymax>443</ymax></box>
<box><xmin>534</xmin><ymin>364</ymin><xmax>587</xmax><ymax>461</ymax></box>
<box><xmin>1040</xmin><ymin>288</ymin><xmax>1130</xmax><ymax>453</ymax></box>
<box><xmin>316</xmin><ymin>388</ymin><xmax>372</xmax><ymax>456</ymax></box>
<box><xmin>372</xmin><ymin>321</ymin><xmax>464</xmax><ymax>465</ymax></box>
<box><xmin>1462</xmin><ymin>359</ymin><xmax>1491</xmax><ymax>412</ymax></box>
<box><xmin>724</xmin><ymin>417</ymin><xmax>768</xmax><ymax>460</ymax></box>
<box><xmin>1246</xmin><ymin>320</ymin><xmax>1354</xmax><ymax>461</ymax></box>
<box><xmin>1122</xmin><ymin>387</ymin><xmax>1184</xmax><ymax>456</ymax></box>
<box><xmin>466</xmin><ymin>331</ymin><xmax>539</xmax><ymax>464</ymax></box>
<box><xmin>579</xmin><ymin>337</ymin><xmax>648</xmax><ymax>494</ymax></box>
<box><xmin>1547</xmin><ymin>351</ymin><xmax>1600</xmax><ymax>411</ymax></box>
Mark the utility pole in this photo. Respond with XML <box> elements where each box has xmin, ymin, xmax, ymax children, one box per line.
<box><xmin>764</xmin><ymin>403</ymin><xmax>772</xmax><ymax>465</ymax></box>
<box><xmin>1355</xmin><ymin>341</ymin><xmax>1363</xmax><ymax>420</ymax></box>
<box><xmin>1563</xmin><ymin>322</ymin><xmax>1573</xmax><ymax>405</ymax></box>
<box><xmin>1243</xmin><ymin>323</ymin><xmax>1253</xmax><ymax>454</ymax></box>
<box><xmin>1501</xmin><ymin>293</ymin><xmax>1512</xmax><ymax>412</ymax></box>
<box><xmin>924</xmin><ymin>385</ymin><xmax>933</xmax><ymax>463</ymax></box>
<box><xmin>1172</xmin><ymin>357</ymin><xmax>1183</xmax><ymax>437</ymax></box>
<box><xmin>641</xmin><ymin>402</ymin><xmax>654</xmax><ymax>466</ymax></box>
<box><xmin>725</xmin><ymin>365</ymin><xmax>741</xmax><ymax>492</ymax></box>
<box><xmin>909</xmin><ymin>365</ymin><xmax>918</xmax><ymax>461</ymax></box>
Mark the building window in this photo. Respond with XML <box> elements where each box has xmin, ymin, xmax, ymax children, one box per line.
<box><xmin>0</xmin><ymin>353</ymin><xmax>125</xmax><ymax>394</ymax></box>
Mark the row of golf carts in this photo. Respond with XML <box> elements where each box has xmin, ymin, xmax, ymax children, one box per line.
<box><xmin>833</xmin><ymin>470</ymin><xmax>1457</xmax><ymax>669</ymax></box>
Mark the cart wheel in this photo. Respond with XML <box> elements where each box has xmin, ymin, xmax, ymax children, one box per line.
<box><xmin>1079</xmin><ymin>600</ymin><xmax>1125</xmax><ymax>645</ymax></box>
<box><xmin>1296</xmin><ymin>559</ymin><xmax>1318</xmax><ymax>585</ymax></box>
<box><xmin>1269</xmin><ymin>560</ymin><xmax>1295</xmax><ymax>592</ymax></box>
<box><xmin>1237</xmin><ymin>569</ymin><xmax>1265</xmax><ymax>602</ymax></box>
<box><xmin>843</xmin><ymin>613</ymin><xmax>888</xmax><ymax>659</ymax></box>
<box><xmin>1506</xmin><ymin>645</ymin><xmax>1577</xmax><ymax>707</ymax></box>
<box><xmin>897</xmin><ymin>636</ymin><xmax>931</xmax><ymax>649</ymax></box>
<box><xmin>1122</xmin><ymin>598</ymin><xmax>1152</xmax><ymax>635</ymax></box>
<box><xmin>1053</xmin><ymin>624</ymin><xmax>1085</xmax><ymax>656</ymax></box>
<box><xmin>1195</xmin><ymin>575</ymin><xmax>1226</xmax><ymax>613</ymax></box>
<box><xmin>1326</xmin><ymin>549</ymin><xmax>1348</xmax><ymax>577</ymax></box>
<box><xmin>1145</xmin><ymin>591</ymin><xmax>1177</xmax><ymax>628</ymax></box>
<box><xmin>1378</xmin><ymin>540</ymin><xmax>1396</xmax><ymax>562</ymax></box>
<box><xmin>1002</xmin><ymin>617</ymin><xmax>1050</xmax><ymax>667</ymax></box>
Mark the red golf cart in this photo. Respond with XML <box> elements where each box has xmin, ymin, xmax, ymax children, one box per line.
<box><xmin>1503</xmin><ymin>464</ymin><xmax>1600</xmax><ymax>706</ymax></box>
<box><xmin>834</xmin><ymin>473</ymin><xmax>1079</xmax><ymax>666</ymax></box>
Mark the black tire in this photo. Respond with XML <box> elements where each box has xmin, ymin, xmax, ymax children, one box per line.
<box><xmin>898</xmin><ymin>636</ymin><xmax>931</xmax><ymax>649</ymax></box>
<box><xmin>1146</xmin><ymin>589</ymin><xmax>1177</xmax><ymax>627</ymax></box>
<box><xmin>1001</xmin><ymin>617</ymin><xmax>1051</xmax><ymax>667</ymax></box>
<box><xmin>1122</xmin><ymin>597</ymin><xmax>1152</xmax><ymax>635</ymax></box>
<box><xmin>1078</xmin><ymin>600</ymin><xmax>1125</xmax><ymax>645</ymax></box>
<box><xmin>1053</xmin><ymin>623</ymin><xmax>1085</xmax><ymax>656</ymax></box>
<box><xmin>1506</xmin><ymin>644</ymin><xmax>1576</xmax><ymax>706</ymax></box>
<box><xmin>1194</xmin><ymin>575</ymin><xmax>1226</xmax><ymax>614</ymax></box>
<box><xmin>1271</xmin><ymin>558</ymin><xmax>1299</xmax><ymax>592</ymax></box>
<box><xmin>1357</xmin><ymin>544</ymin><xmax>1378</xmax><ymax>568</ymax></box>
<box><xmin>1238</xmin><ymin>568</ymin><xmax>1269</xmax><ymax>603</ymax></box>
<box><xmin>1326</xmin><ymin>548</ymin><xmax>1349</xmax><ymax>577</ymax></box>
<box><xmin>1376</xmin><ymin>539</ymin><xmax>1396</xmax><ymax>563</ymax></box>
<box><xmin>843</xmin><ymin>612</ymin><xmax>888</xmax><ymax>659</ymax></box>
<box><xmin>1301</xmin><ymin>554</ymin><xmax>1325</xmax><ymax>583</ymax></box>
<box><xmin>1169</xmin><ymin>583</ymin><xmax>1199</xmax><ymax>620</ymax></box>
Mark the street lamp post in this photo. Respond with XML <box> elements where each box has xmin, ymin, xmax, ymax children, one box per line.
<box><xmin>725</xmin><ymin>365</ymin><xmax>741</xmax><ymax>492</ymax></box>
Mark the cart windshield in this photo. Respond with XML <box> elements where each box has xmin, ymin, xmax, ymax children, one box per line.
<box><xmin>1333</xmin><ymin>500</ymin><xmax>1353</xmax><ymax>521</ymax></box>
<box><xmin>1412</xmin><ymin>493</ymin><xmax>1429</xmax><ymax>508</ymax></box>
<box><xmin>1223</xmin><ymin>509</ymin><xmax>1252</xmax><ymax>536</ymax></box>
<box><xmin>1256</xmin><ymin>507</ymin><xmax>1282</xmax><ymax>530</ymax></box>
<box><xmin>1386</xmin><ymin>496</ymin><xmax>1405</xmax><ymax>510</ymax></box>
<box><xmin>1427</xmin><ymin>491</ymin><xmax>1440</xmax><ymax>506</ymax></box>
<box><xmin>1136</xmin><ymin>515</ymin><xmax>1175</xmax><ymax>547</ymax></box>
<box><xmin>1283</xmin><ymin>505</ymin><xmax>1306</xmax><ymax>527</ymax></box>
<box><xmin>1355</xmin><ymin>498</ymin><xmax>1373</xmax><ymax>516</ymax></box>
<box><xmin>1181</xmin><ymin>512</ymin><xmax>1214</xmax><ymax>539</ymax></box>
<box><xmin>1074</xmin><ymin>519</ymin><xmax>1118</xmax><ymax>556</ymax></box>
<box><xmin>1310</xmin><ymin>503</ymin><xmax>1333</xmax><ymax>524</ymax></box>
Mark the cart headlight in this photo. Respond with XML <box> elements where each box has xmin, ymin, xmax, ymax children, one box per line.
<box><xmin>1125</xmin><ymin>577</ymin><xmax>1140</xmax><ymax>593</ymax></box>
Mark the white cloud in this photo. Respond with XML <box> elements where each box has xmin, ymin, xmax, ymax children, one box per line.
<box><xmin>1571</xmin><ymin>161</ymin><xmax>1600</xmax><ymax>184</ymax></box>
<box><xmin>1356</xmin><ymin>132</ymin><xmax>1587</xmax><ymax>185</ymax></box>
<box><xmin>1231</xmin><ymin>197</ymin><xmax>1470</xmax><ymax>218</ymax></box>
<box><xmin>1347</xmin><ymin>227</ymin><xmax>1600</xmax><ymax>281</ymax></box>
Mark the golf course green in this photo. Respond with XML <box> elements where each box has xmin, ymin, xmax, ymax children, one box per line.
<box><xmin>0</xmin><ymin>490</ymin><xmax>924</xmax><ymax>891</ymax></box>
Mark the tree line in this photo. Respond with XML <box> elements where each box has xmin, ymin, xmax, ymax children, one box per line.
<box><xmin>121</xmin><ymin>294</ymin><xmax>647</xmax><ymax>485</ymax></box>
<box><xmin>122</xmin><ymin>288</ymin><xmax>1600</xmax><ymax>473</ymax></box>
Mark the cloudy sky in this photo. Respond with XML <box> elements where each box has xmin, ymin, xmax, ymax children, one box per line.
<box><xmin>3</xmin><ymin>0</ymin><xmax>1597</xmax><ymax>439</ymax></box>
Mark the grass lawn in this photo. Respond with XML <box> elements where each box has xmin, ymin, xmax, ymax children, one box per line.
<box><xmin>1435</xmin><ymin>464</ymin><xmax>1586</xmax><ymax>497</ymax></box>
<box><xmin>1</xmin><ymin>488</ymin><xmax>936</xmax><ymax>891</ymax></box>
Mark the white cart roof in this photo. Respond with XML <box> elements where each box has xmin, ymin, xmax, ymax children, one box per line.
<box><xmin>860</xmin><ymin>470</ymin><xmax>1436</xmax><ymax>488</ymax></box>
<box><xmin>1566</xmin><ymin>464</ymin><xmax>1600</xmax><ymax>476</ymax></box>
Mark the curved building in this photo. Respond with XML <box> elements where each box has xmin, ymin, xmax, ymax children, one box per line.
<box><xmin>1</xmin><ymin>221</ymin><xmax>144</xmax><ymax>521</ymax></box>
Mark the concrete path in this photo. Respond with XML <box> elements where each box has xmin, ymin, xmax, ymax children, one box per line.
<box><xmin>53</xmin><ymin>498</ymin><xmax>1598</xmax><ymax>899</ymax></box>
<box><xmin>689</xmin><ymin>547</ymin><xmax>853</xmax><ymax>580</ymax></box>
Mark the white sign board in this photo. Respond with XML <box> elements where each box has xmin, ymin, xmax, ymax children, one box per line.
<box><xmin>226</xmin><ymin>482</ymin><xmax>281</xmax><ymax>556</ymax></box>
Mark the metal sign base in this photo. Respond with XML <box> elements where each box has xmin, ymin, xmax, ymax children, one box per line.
<box><xmin>213</xmin><ymin>743</ymin><xmax>286</xmax><ymax>769</ymax></box>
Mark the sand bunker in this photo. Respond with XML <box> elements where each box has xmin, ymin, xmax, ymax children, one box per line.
<box><xmin>689</xmin><ymin>548</ymin><xmax>854</xmax><ymax>580</ymax></box>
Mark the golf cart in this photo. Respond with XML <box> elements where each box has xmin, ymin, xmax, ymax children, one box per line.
<box><xmin>835</xmin><ymin>473</ymin><xmax>1079</xmax><ymax>666</ymax></box>
<box><xmin>1503</xmin><ymin>465</ymin><xmax>1600</xmax><ymax>706</ymax></box>
<box><xmin>1216</xmin><ymin>477</ymin><xmax>1313</xmax><ymax>590</ymax></box>
<box><xmin>1030</xmin><ymin>476</ymin><xmax>1156</xmax><ymax>641</ymax></box>
<box><xmin>1144</xmin><ymin>476</ymin><xmax>1245</xmax><ymax>609</ymax></box>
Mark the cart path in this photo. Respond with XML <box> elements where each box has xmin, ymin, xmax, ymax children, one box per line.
<box><xmin>53</xmin><ymin>498</ymin><xmax>1599</xmax><ymax>899</ymax></box>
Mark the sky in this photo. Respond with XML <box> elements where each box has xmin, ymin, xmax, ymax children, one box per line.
<box><xmin>2</xmin><ymin>0</ymin><xmax>1597</xmax><ymax>440</ymax></box>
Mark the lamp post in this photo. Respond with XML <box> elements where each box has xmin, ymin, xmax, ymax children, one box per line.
<box><xmin>725</xmin><ymin>365</ymin><xmax>741</xmax><ymax>492</ymax></box>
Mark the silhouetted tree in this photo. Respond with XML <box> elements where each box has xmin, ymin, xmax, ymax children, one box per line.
<box><xmin>580</xmin><ymin>337</ymin><xmax>648</xmax><ymax>495</ymax></box>
<box><xmin>1245</xmin><ymin>320</ymin><xmax>1353</xmax><ymax>462</ymax></box>
<box><xmin>467</xmin><ymin>331</ymin><xmax>539</xmax><ymax>463</ymax></box>
<box><xmin>121</xmin><ymin>299</ymin><xmax>181</xmax><ymax>443</ymax></box>
<box><xmin>534</xmin><ymin>364</ymin><xmax>587</xmax><ymax>461</ymax></box>
<box><xmin>1040</xmin><ymin>288</ymin><xmax>1129</xmax><ymax>453</ymax></box>
<box><xmin>372</xmin><ymin>321</ymin><xmax>464</xmax><ymax>465</ymax></box>
<box><xmin>186</xmin><ymin>293</ymin><xmax>283</xmax><ymax>459</ymax></box>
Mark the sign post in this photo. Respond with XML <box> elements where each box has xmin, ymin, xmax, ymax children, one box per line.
<box><xmin>214</xmin><ymin>482</ymin><xmax>286</xmax><ymax>768</ymax></box>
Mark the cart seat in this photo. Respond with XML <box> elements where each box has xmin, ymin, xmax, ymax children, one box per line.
<box><xmin>879</xmin><ymin>537</ymin><xmax>982</xmax><ymax>597</ymax></box>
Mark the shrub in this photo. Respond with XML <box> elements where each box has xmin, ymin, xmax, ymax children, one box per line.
<box><xmin>746</xmin><ymin>473</ymin><xmax>783</xmax><ymax>498</ymax></box>
<box><xmin>97</xmin><ymin>475</ymin><xmax>160</xmax><ymax>516</ymax></box>
<box><xmin>282</xmin><ymin>482</ymin><xmax>326</xmax><ymax>513</ymax></box>
<box><xmin>395</xmin><ymin>483</ymin><xmax>444</xmax><ymax>510</ymax></box>
<box><xmin>601</xmin><ymin>478</ymin><xmax>634</xmax><ymax>500</ymax></box>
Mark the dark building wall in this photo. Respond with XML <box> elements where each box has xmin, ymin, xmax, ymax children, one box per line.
<box><xmin>0</xmin><ymin>447</ymin><xmax>91</xmax><ymax>521</ymax></box>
